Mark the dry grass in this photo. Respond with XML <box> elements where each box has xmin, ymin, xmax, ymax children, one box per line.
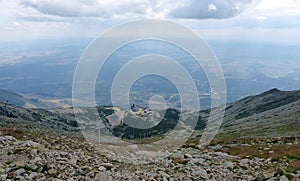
<box><xmin>0</xmin><ymin>127</ymin><xmax>26</xmax><ymax>139</ymax></box>
<box><xmin>223</xmin><ymin>143</ymin><xmax>300</xmax><ymax>173</ymax></box>
<box><xmin>186</xmin><ymin>136</ymin><xmax>300</xmax><ymax>173</ymax></box>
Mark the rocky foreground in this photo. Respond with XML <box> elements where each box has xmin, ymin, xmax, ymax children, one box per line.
<box><xmin>0</xmin><ymin>129</ymin><xmax>299</xmax><ymax>181</ymax></box>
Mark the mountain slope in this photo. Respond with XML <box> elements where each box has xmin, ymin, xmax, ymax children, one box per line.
<box><xmin>0</xmin><ymin>89</ymin><xmax>25</xmax><ymax>107</ymax></box>
<box><xmin>215</xmin><ymin>88</ymin><xmax>300</xmax><ymax>138</ymax></box>
<box><xmin>0</xmin><ymin>88</ymin><xmax>299</xmax><ymax>140</ymax></box>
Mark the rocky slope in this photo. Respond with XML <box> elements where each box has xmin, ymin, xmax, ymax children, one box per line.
<box><xmin>0</xmin><ymin>88</ymin><xmax>300</xmax><ymax>180</ymax></box>
<box><xmin>0</xmin><ymin>129</ymin><xmax>299</xmax><ymax>180</ymax></box>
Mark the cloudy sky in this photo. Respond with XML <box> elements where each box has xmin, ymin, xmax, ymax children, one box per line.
<box><xmin>0</xmin><ymin>0</ymin><xmax>300</xmax><ymax>44</ymax></box>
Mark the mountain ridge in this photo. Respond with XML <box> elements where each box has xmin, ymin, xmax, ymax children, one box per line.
<box><xmin>0</xmin><ymin>88</ymin><xmax>299</xmax><ymax>140</ymax></box>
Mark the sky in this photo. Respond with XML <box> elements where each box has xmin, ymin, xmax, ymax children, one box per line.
<box><xmin>0</xmin><ymin>0</ymin><xmax>300</xmax><ymax>44</ymax></box>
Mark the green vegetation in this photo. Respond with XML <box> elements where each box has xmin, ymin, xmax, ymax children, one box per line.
<box><xmin>111</xmin><ymin>109</ymin><xmax>180</xmax><ymax>141</ymax></box>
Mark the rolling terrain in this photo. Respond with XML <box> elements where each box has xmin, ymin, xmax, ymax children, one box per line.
<box><xmin>0</xmin><ymin>88</ymin><xmax>299</xmax><ymax>141</ymax></box>
<box><xmin>0</xmin><ymin>88</ymin><xmax>299</xmax><ymax>180</ymax></box>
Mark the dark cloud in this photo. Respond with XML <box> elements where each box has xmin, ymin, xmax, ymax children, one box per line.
<box><xmin>169</xmin><ymin>0</ymin><xmax>253</xmax><ymax>19</ymax></box>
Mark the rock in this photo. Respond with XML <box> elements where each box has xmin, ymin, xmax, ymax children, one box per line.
<box><xmin>84</xmin><ymin>176</ymin><xmax>92</xmax><ymax>181</ymax></box>
<box><xmin>27</xmin><ymin>172</ymin><xmax>38</xmax><ymax>180</ymax></box>
<box><xmin>225</xmin><ymin>161</ymin><xmax>235</xmax><ymax>170</ymax></box>
<box><xmin>87</xmin><ymin>171</ymin><xmax>96</xmax><ymax>178</ymax></box>
<box><xmin>0</xmin><ymin>136</ymin><xmax>17</xmax><ymax>142</ymax></box>
<box><xmin>68</xmin><ymin>159</ymin><xmax>77</xmax><ymax>166</ymax></box>
<box><xmin>170</xmin><ymin>152</ymin><xmax>184</xmax><ymax>160</ymax></box>
<box><xmin>98</xmin><ymin>166</ymin><xmax>106</xmax><ymax>171</ymax></box>
<box><xmin>255</xmin><ymin>175</ymin><xmax>266</xmax><ymax>181</ymax></box>
<box><xmin>279</xmin><ymin>175</ymin><xmax>289</xmax><ymax>181</ymax></box>
<box><xmin>48</xmin><ymin>168</ymin><xmax>58</xmax><ymax>177</ymax></box>
<box><xmin>23</xmin><ymin>140</ymin><xmax>40</xmax><ymax>148</ymax></box>
<box><xmin>247</xmin><ymin>175</ymin><xmax>255</xmax><ymax>180</ymax></box>
<box><xmin>15</xmin><ymin>161</ymin><xmax>26</xmax><ymax>168</ymax></box>
<box><xmin>26</xmin><ymin>163</ymin><xmax>38</xmax><ymax>171</ymax></box>
<box><xmin>95</xmin><ymin>172</ymin><xmax>112</xmax><ymax>181</ymax></box>
<box><xmin>184</xmin><ymin>154</ymin><xmax>193</xmax><ymax>158</ymax></box>
<box><xmin>162</xmin><ymin>172</ymin><xmax>170</xmax><ymax>181</ymax></box>
<box><xmin>30</xmin><ymin>149</ymin><xmax>38</xmax><ymax>155</ymax></box>
<box><xmin>215</xmin><ymin>152</ymin><xmax>229</xmax><ymax>158</ymax></box>
<box><xmin>5</xmin><ymin>167</ymin><xmax>12</xmax><ymax>174</ymax></box>
<box><xmin>266</xmin><ymin>172</ymin><xmax>275</xmax><ymax>178</ymax></box>
<box><xmin>100</xmin><ymin>163</ymin><xmax>114</xmax><ymax>170</ymax></box>
<box><xmin>240</xmin><ymin>159</ymin><xmax>250</xmax><ymax>164</ymax></box>
<box><xmin>207</xmin><ymin>145</ymin><xmax>222</xmax><ymax>150</ymax></box>
<box><xmin>0</xmin><ymin>174</ymin><xmax>7</xmax><ymax>180</ymax></box>
<box><xmin>191</xmin><ymin>169</ymin><xmax>209</xmax><ymax>179</ymax></box>
<box><xmin>16</xmin><ymin>168</ymin><xmax>26</xmax><ymax>176</ymax></box>
<box><xmin>239</xmin><ymin>159</ymin><xmax>250</xmax><ymax>169</ymax></box>
<box><xmin>275</xmin><ymin>168</ymin><xmax>285</xmax><ymax>176</ymax></box>
<box><xmin>127</xmin><ymin>145</ymin><xmax>138</xmax><ymax>151</ymax></box>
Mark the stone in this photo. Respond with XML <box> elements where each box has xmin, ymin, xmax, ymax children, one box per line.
<box><xmin>207</xmin><ymin>145</ymin><xmax>223</xmax><ymax>150</ymax></box>
<box><xmin>275</xmin><ymin>168</ymin><xmax>285</xmax><ymax>176</ymax></box>
<box><xmin>16</xmin><ymin>168</ymin><xmax>26</xmax><ymax>176</ymax></box>
<box><xmin>127</xmin><ymin>145</ymin><xmax>138</xmax><ymax>151</ymax></box>
<box><xmin>215</xmin><ymin>152</ymin><xmax>229</xmax><ymax>158</ymax></box>
<box><xmin>239</xmin><ymin>159</ymin><xmax>250</xmax><ymax>169</ymax></box>
<box><xmin>184</xmin><ymin>154</ymin><xmax>193</xmax><ymax>158</ymax></box>
<box><xmin>100</xmin><ymin>163</ymin><xmax>114</xmax><ymax>170</ymax></box>
<box><xmin>0</xmin><ymin>174</ymin><xmax>7</xmax><ymax>180</ymax></box>
<box><xmin>48</xmin><ymin>168</ymin><xmax>58</xmax><ymax>177</ymax></box>
<box><xmin>95</xmin><ymin>172</ymin><xmax>112</xmax><ymax>181</ymax></box>
<box><xmin>0</xmin><ymin>136</ymin><xmax>17</xmax><ymax>142</ymax></box>
<box><xmin>225</xmin><ymin>161</ymin><xmax>235</xmax><ymax>170</ymax></box>
<box><xmin>68</xmin><ymin>159</ymin><xmax>77</xmax><ymax>166</ymax></box>
<box><xmin>170</xmin><ymin>152</ymin><xmax>184</xmax><ymax>160</ymax></box>
<box><xmin>98</xmin><ymin>166</ymin><xmax>106</xmax><ymax>171</ymax></box>
<box><xmin>279</xmin><ymin>175</ymin><xmax>289</xmax><ymax>181</ymax></box>
<box><xmin>26</xmin><ymin>163</ymin><xmax>38</xmax><ymax>171</ymax></box>
<box><xmin>240</xmin><ymin>159</ymin><xmax>250</xmax><ymax>164</ymax></box>
<box><xmin>84</xmin><ymin>176</ymin><xmax>92</xmax><ymax>181</ymax></box>
<box><xmin>23</xmin><ymin>140</ymin><xmax>40</xmax><ymax>148</ymax></box>
<box><xmin>27</xmin><ymin>172</ymin><xmax>38</xmax><ymax>180</ymax></box>
<box><xmin>15</xmin><ymin>161</ymin><xmax>26</xmax><ymax>168</ymax></box>
<box><xmin>255</xmin><ymin>175</ymin><xmax>266</xmax><ymax>181</ymax></box>
<box><xmin>30</xmin><ymin>149</ymin><xmax>38</xmax><ymax>155</ymax></box>
<box><xmin>191</xmin><ymin>169</ymin><xmax>209</xmax><ymax>179</ymax></box>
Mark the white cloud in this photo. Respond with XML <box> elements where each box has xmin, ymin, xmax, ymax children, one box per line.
<box><xmin>18</xmin><ymin>0</ymin><xmax>257</xmax><ymax>20</ymax></box>
<box><xmin>0</xmin><ymin>0</ymin><xmax>299</xmax><ymax>43</ymax></box>
<box><xmin>242</xmin><ymin>0</ymin><xmax>300</xmax><ymax>19</ymax></box>
<box><xmin>169</xmin><ymin>0</ymin><xmax>254</xmax><ymax>19</ymax></box>
<box><xmin>208</xmin><ymin>4</ymin><xmax>217</xmax><ymax>13</ymax></box>
<box><xmin>20</xmin><ymin>0</ymin><xmax>167</xmax><ymax>19</ymax></box>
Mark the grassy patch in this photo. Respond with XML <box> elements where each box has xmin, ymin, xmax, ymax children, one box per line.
<box><xmin>223</xmin><ymin>142</ymin><xmax>300</xmax><ymax>173</ymax></box>
<box><xmin>288</xmin><ymin>160</ymin><xmax>300</xmax><ymax>174</ymax></box>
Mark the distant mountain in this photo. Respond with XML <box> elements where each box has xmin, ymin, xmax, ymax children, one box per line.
<box><xmin>1</xmin><ymin>40</ymin><xmax>300</xmax><ymax>109</ymax></box>
<box><xmin>0</xmin><ymin>89</ymin><xmax>25</xmax><ymax>107</ymax></box>
<box><xmin>0</xmin><ymin>88</ymin><xmax>299</xmax><ymax>140</ymax></box>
